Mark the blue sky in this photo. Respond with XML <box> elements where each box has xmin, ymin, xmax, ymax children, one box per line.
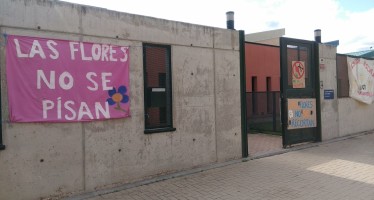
<box><xmin>61</xmin><ymin>0</ymin><xmax>374</xmax><ymax>53</ymax></box>
<box><xmin>339</xmin><ymin>0</ymin><xmax>374</xmax><ymax>12</ymax></box>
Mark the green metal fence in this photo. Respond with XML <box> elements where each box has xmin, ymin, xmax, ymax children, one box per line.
<box><xmin>246</xmin><ymin>91</ymin><xmax>281</xmax><ymax>134</ymax></box>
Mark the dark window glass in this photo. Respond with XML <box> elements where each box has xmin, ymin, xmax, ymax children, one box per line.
<box><xmin>252</xmin><ymin>76</ymin><xmax>257</xmax><ymax>114</ymax></box>
<box><xmin>252</xmin><ymin>76</ymin><xmax>257</xmax><ymax>92</ymax></box>
<box><xmin>266</xmin><ymin>77</ymin><xmax>271</xmax><ymax>113</ymax></box>
<box><xmin>143</xmin><ymin>44</ymin><xmax>176</xmax><ymax>133</ymax></box>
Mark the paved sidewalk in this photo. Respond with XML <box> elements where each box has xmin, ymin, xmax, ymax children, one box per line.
<box><xmin>75</xmin><ymin>132</ymin><xmax>374</xmax><ymax>200</ymax></box>
<box><xmin>248</xmin><ymin>133</ymin><xmax>282</xmax><ymax>157</ymax></box>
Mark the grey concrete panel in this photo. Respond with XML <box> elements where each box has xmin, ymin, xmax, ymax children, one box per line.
<box><xmin>214</xmin><ymin>101</ymin><xmax>241</xmax><ymax>161</ymax></box>
<box><xmin>214</xmin><ymin>50</ymin><xmax>240</xmax><ymax>77</ymax></box>
<box><xmin>171</xmin><ymin>46</ymin><xmax>217</xmax><ymax>170</ymax></box>
<box><xmin>319</xmin><ymin>44</ymin><xmax>337</xmax><ymax>59</ymax></box>
<box><xmin>173</xmin><ymin>106</ymin><xmax>217</xmax><ymax>165</ymax></box>
<box><xmin>318</xmin><ymin>45</ymin><xmax>339</xmax><ymax>140</ymax></box>
<box><xmin>84</xmin><ymin>119</ymin><xmax>148</xmax><ymax>191</ymax></box>
<box><xmin>338</xmin><ymin>98</ymin><xmax>374</xmax><ymax>136</ymax></box>
<box><xmin>172</xmin><ymin>46</ymin><xmax>215</xmax><ymax>98</ymax></box>
<box><xmin>214</xmin><ymin>50</ymin><xmax>241</xmax><ymax>161</ymax></box>
<box><xmin>214</xmin><ymin>29</ymin><xmax>240</xmax><ymax>51</ymax></box>
<box><xmin>0</xmin><ymin>0</ymin><xmax>81</xmax><ymax>33</ymax></box>
<box><xmin>0</xmin><ymin>123</ymin><xmax>84</xmax><ymax>200</ymax></box>
<box><xmin>80</xmin><ymin>6</ymin><xmax>214</xmax><ymax>48</ymax></box>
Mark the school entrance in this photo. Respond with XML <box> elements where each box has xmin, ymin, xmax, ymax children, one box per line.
<box><xmin>246</xmin><ymin>37</ymin><xmax>321</xmax><ymax>157</ymax></box>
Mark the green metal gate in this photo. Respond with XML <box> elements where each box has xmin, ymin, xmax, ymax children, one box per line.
<box><xmin>280</xmin><ymin>37</ymin><xmax>321</xmax><ymax>147</ymax></box>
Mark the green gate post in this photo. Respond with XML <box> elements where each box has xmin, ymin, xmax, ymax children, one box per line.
<box><xmin>272</xmin><ymin>92</ymin><xmax>277</xmax><ymax>132</ymax></box>
<box><xmin>239</xmin><ymin>30</ymin><xmax>248</xmax><ymax>158</ymax></box>
<box><xmin>0</xmin><ymin>62</ymin><xmax>4</xmax><ymax>150</ymax></box>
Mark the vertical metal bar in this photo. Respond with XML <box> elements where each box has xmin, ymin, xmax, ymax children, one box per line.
<box><xmin>0</xmin><ymin>34</ymin><xmax>5</xmax><ymax>150</ymax></box>
<box><xmin>0</xmin><ymin>97</ymin><xmax>4</xmax><ymax>150</ymax></box>
<box><xmin>272</xmin><ymin>92</ymin><xmax>276</xmax><ymax>132</ymax></box>
<box><xmin>314</xmin><ymin>42</ymin><xmax>322</xmax><ymax>142</ymax></box>
<box><xmin>239</xmin><ymin>30</ymin><xmax>248</xmax><ymax>158</ymax></box>
<box><xmin>280</xmin><ymin>37</ymin><xmax>287</xmax><ymax>148</ymax></box>
<box><xmin>252</xmin><ymin>92</ymin><xmax>256</xmax><ymax>114</ymax></box>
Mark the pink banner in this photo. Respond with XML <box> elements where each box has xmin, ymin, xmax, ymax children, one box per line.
<box><xmin>6</xmin><ymin>35</ymin><xmax>130</xmax><ymax>122</ymax></box>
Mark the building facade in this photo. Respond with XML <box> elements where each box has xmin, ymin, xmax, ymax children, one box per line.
<box><xmin>0</xmin><ymin>1</ymin><xmax>242</xmax><ymax>199</ymax></box>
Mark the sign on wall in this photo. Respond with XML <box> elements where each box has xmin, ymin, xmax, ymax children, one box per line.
<box><xmin>292</xmin><ymin>61</ymin><xmax>305</xmax><ymax>88</ymax></box>
<box><xmin>324</xmin><ymin>89</ymin><xmax>334</xmax><ymax>100</ymax></box>
<box><xmin>347</xmin><ymin>57</ymin><xmax>374</xmax><ymax>104</ymax></box>
<box><xmin>6</xmin><ymin>35</ymin><xmax>130</xmax><ymax>122</ymax></box>
<box><xmin>287</xmin><ymin>98</ymin><xmax>316</xmax><ymax>130</ymax></box>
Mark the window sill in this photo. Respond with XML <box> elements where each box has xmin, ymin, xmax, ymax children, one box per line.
<box><xmin>144</xmin><ymin>127</ymin><xmax>176</xmax><ymax>134</ymax></box>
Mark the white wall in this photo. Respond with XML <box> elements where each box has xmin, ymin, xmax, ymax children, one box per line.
<box><xmin>0</xmin><ymin>0</ymin><xmax>242</xmax><ymax>199</ymax></box>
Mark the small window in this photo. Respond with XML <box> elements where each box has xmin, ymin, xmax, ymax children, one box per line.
<box><xmin>251</xmin><ymin>76</ymin><xmax>257</xmax><ymax>114</ymax></box>
<box><xmin>251</xmin><ymin>76</ymin><xmax>257</xmax><ymax>92</ymax></box>
<box><xmin>143</xmin><ymin>44</ymin><xmax>176</xmax><ymax>133</ymax></box>
<box><xmin>266</xmin><ymin>77</ymin><xmax>272</xmax><ymax>113</ymax></box>
<box><xmin>266</xmin><ymin>77</ymin><xmax>272</xmax><ymax>92</ymax></box>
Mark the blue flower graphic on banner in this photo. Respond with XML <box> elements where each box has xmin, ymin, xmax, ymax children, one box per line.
<box><xmin>107</xmin><ymin>86</ymin><xmax>129</xmax><ymax>112</ymax></box>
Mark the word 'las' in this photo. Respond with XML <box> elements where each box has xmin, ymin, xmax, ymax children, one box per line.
<box><xmin>13</xmin><ymin>38</ymin><xmax>128</xmax><ymax>62</ymax></box>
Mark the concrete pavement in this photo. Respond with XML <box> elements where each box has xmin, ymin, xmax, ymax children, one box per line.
<box><xmin>69</xmin><ymin>132</ymin><xmax>374</xmax><ymax>200</ymax></box>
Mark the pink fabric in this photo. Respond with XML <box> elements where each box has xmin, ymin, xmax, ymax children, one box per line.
<box><xmin>6</xmin><ymin>35</ymin><xmax>130</xmax><ymax>122</ymax></box>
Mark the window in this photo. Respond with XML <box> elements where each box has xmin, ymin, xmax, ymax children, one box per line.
<box><xmin>251</xmin><ymin>76</ymin><xmax>257</xmax><ymax>114</ymax></box>
<box><xmin>143</xmin><ymin>44</ymin><xmax>176</xmax><ymax>133</ymax></box>
<box><xmin>251</xmin><ymin>76</ymin><xmax>257</xmax><ymax>92</ymax></box>
<box><xmin>266</xmin><ymin>77</ymin><xmax>271</xmax><ymax>92</ymax></box>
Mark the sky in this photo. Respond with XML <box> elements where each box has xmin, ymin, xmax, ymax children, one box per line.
<box><xmin>61</xmin><ymin>0</ymin><xmax>374</xmax><ymax>53</ymax></box>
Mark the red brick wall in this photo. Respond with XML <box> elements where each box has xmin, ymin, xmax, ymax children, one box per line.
<box><xmin>245</xmin><ymin>43</ymin><xmax>280</xmax><ymax>92</ymax></box>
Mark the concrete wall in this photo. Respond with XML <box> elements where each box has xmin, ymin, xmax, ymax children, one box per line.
<box><xmin>318</xmin><ymin>44</ymin><xmax>339</xmax><ymax>140</ymax></box>
<box><xmin>319</xmin><ymin>44</ymin><xmax>374</xmax><ymax>140</ymax></box>
<box><xmin>336</xmin><ymin>53</ymin><xmax>374</xmax><ymax>136</ymax></box>
<box><xmin>338</xmin><ymin>98</ymin><xmax>374</xmax><ymax>136</ymax></box>
<box><xmin>0</xmin><ymin>1</ymin><xmax>241</xmax><ymax>199</ymax></box>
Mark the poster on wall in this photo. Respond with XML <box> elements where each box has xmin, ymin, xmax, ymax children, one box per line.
<box><xmin>287</xmin><ymin>98</ymin><xmax>316</xmax><ymax>130</ymax></box>
<box><xmin>6</xmin><ymin>35</ymin><xmax>130</xmax><ymax>122</ymax></box>
<box><xmin>292</xmin><ymin>61</ymin><xmax>305</xmax><ymax>88</ymax></box>
<box><xmin>347</xmin><ymin>57</ymin><xmax>374</xmax><ymax>104</ymax></box>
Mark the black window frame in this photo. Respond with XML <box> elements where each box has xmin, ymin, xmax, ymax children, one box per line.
<box><xmin>143</xmin><ymin>43</ymin><xmax>176</xmax><ymax>134</ymax></box>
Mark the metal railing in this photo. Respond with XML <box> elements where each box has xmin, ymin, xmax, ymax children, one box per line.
<box><xmin>246</xmin><ymin>91</ymin><xmax>281</xmax><ymax>133</ymax></box>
